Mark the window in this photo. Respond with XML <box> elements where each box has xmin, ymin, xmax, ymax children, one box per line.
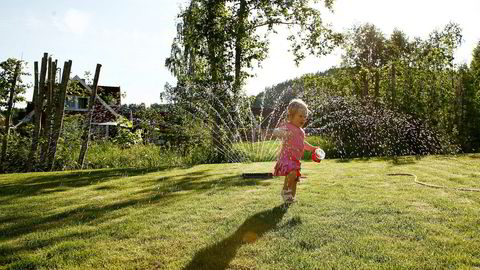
<box><xmin>66</xmin><ymin>96</ymin><xmax>76</xmax><ymax>109</ymax></box>
<box><xmin>78</xmin><ymin>97</ymin><xmax>89</xmax><ymax>109</ymax></box>
<box><xmin>65</xmin><ymin>96</ymin><xmax>89</xmax><ymax>111</ymax></box>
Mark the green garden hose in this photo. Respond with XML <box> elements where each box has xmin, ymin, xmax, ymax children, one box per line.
<box><xmin>387</xmin><ymin>173</ymin><xmax>480</xmax><ymax>192</ymax></box>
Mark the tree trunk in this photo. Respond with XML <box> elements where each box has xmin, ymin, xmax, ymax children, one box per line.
<box><xmin>207</xmin><ymin>4</ymin><xmax>220</xmax><ymax>83</ymax></box>
<box><xmin>78</xmin><ymin>64</ymin><xmax>102</xmax><ymax>169</ymax></box>
<box><xmin>0</xmin><ymin>61</ymin><xmax>20</xmax><ymax>172</ymax></box>
<box><xmin>28</xmin><ymin>53</ymin><xmax>48</xmax><ymax>171</ymax></box>
<box><xmin>374</xmin><ymin>69</ymin><xmax>380</xmax><ymax>102</ymax></box>
<box><xmin>390</xmin><ymin>64</ymin><xmax>397</xmax><ymax>107</ymax></box>
<box><xmin>361</xmin><ymin>71</ymin><xmax>369</xmax><ymax>98</ymax></box>
<box><xmin>233</xmin><ymin>0</ymin><xmax>247</xmax><ymax>95</ymax></box>
<box><xmin>46</xmin><ymin>60</ymin><xmax>72</xmax><ymax>171</ymax></box>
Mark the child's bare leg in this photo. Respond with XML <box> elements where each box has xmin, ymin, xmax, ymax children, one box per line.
<box><xmin>291</xmin><ymin>178</ymin><xmax>298</xmax><ymax>198</ymax></box>
<box><xmin>286</xmin><ymin>171</ymin><xmax>296</xmax><ymax>191</ymax></box>
<box><xmin>282</xmin><ymin>175</ymin><xmax>289</xmax><ymax>191</ymax></box>
<box><xmin>280</xmin><ymin>172</ymin><xmax>297</xmax><ymax>202</ymax></box>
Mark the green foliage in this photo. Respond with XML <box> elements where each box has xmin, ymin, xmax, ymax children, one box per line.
<box><xmin>310</xmin><ymin>97</ymin><xmax>459</xmax><ymax>158</ymax></box>
<box><xmin>53</xmin><ymin>114</ymin><xmax>85</xmax><ymax>170</ymax></box>
<box><xmin>467</xmin><ymin>42</ymin><xmax>480</xmax><ymax>151</ymax></box>
<box><xmin>0</xmin><ymin>130</ymin><xmax>31</xmax><ymax>172</ymax></box>
<box><xmin>163</xmin><ymin>0</ymin><xmax>344</xmax><ymax>162</ymax></box>
<box><xmin>303</xmin><ymin>135</ymin><xmax>334</xmax><ymax>160</ymax></box>
<box><xmin>113</xmin><ymin>128</ymin><xmax>143</xmax><ymax>148</ymax></box>
<box><xmin>66</xmin><ymin>80</ymin><xmax>86</xmax><ymax>96</ymax></box>
<box><xmin>83</xmin><ymin>141</ymin><xmax>183</xmax><ymax>169</ymax></box>
<box><xmin>0</xmin><ymin>58</ymin><xmax>29</xmax><ymax>110</ymax></box>
<box><xmin>1</xmin><ymin>114</ymin><xmax>191</xmax><ymax>172</ymax></box>
<box><xmin>165</xmin><ymin>0</ymin><xmax>342</xmax><ymax>96</ymax></box>
<box><xmin>256</xmin><ymin>22</ymin><xmax>478</xmax><ymax>154</ymax></box>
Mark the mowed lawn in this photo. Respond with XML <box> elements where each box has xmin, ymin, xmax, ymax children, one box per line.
<box><xmin>1</xmin><ymin>155</ymin><xmax>479</xmax><ymax>269</ymax></box>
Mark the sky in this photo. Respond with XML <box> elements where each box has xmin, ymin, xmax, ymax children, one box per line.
<box><xmin>1</xmin><ymin>0</ymin><xmax>479</xmax><ymax>107</ymax></box>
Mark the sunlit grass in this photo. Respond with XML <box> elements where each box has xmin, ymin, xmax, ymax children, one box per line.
<box><xmin>232</xmin><ymin>135</ymin><xmax>331</xmax><ymax>162</ymax></box>
<box><xmin>233</xmin><ymin>140</ymin><xmax>281</xmax><ymax>162</ymax></box>
<box><xmin>0</xmin><ymin>154</ymin><xmax>479</xmax><ymax>269</ymax></box>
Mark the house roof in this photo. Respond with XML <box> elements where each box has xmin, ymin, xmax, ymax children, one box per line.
<box><xmin>97</xmin><ymin>85</ymin><xmax>121</xmax><ymax>101</ymax></box>
<box><xmin>71</xmin><ymin>76</ymin><xmax>122</xmax><ymax>117</ymax></box>
<box><xmin>71</xmin><ymin>76</ymin><xmax>121</xmax><ymax>99</ymax></box>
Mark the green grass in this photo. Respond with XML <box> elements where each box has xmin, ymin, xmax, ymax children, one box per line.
<box><xmin>1</xmin><ymin>155</ymin><xmax>479</xmax><ymax>269</ymax></box>
<box><xmin>233</xmin><ymin>140</ymin><xmax>281</xmax><ymax>162</ymax></box>
<box><xmin>232</xmin><ymin>136</ymin><xmax>332</xmax><ymax>162</ymax></box>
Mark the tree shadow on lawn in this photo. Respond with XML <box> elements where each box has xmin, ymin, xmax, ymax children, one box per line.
<box><xmin>0</xmin><ymin>171</ymin><xmax>273</xmax><ymax>248</ymax></box>
<box><xmin>385</xmin><ymin>156</ymin><xmax>422</xmax><ymax>165</ymax></box>
<box><xmin>334</xmin><ymin>156</ymin><xmax>422</xmax><ymax>165</ymax></box>
<box><xmin>183</xmin><ymin>204</ymin><xmax>288</xmax><ymax>270</ymax></box>
<box><xmin>135</xmin><ymin>171</ymin><xmax>273</xmax><ymax>197</ymax></box>
<box><xmin>0</xmin><ymin>230</ymin><xmax>93</xmax><ymax>266</ymax></box>
<box><xmin>0</xmin><ymin>166</ymin><xmax>174</xmax><ymax>200</ymax></box>
<box><xmin>0</xmin><ymin>191</ymin><xmax>176</xmax><ymax>241</ymax></box>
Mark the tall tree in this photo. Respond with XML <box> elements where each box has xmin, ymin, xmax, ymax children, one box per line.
<box><xmin>421</xmin><ymin>22</ymin><xmax>462</xmax><ymax>129</ymax></box>
<box><xmin>466</xmin><ymin>41</ymin><xmax>480</xmax><ymax>150</ymax></box>
<box><xmin>165</xmin><ymin>0</ymin><xmax>343</xmax><ymax>98</ymax></box>
<box><xmin>0</xmin><ymin>60</ymin><xmax>21</xmax><ymax>171</ymax></box>
<box><xmin>0</xmin><ymin>58</ymin><xmax>29</xmax><ymax>172</ymax></box>
<box><xmin>385</xmin><ymin>29</ymin><xmax>410</xmax><ymax>108</ymax></box>
<box><xmin>165</xmin><ymin>0</ymin><xmax>342</xmax><ymax>162</ymax></box>
<box><xmin>341</xmin><ymin>23</ymin><xmax>386</xmax><ymax>99</ymax></box>
<box><xmin>470</xmin><ymin>41</ymin><xmax>480</xmax><ymax>100</ymax></box>
<box><xmin>0</xmin><ymin>58</ymin><xmax>28</xmax><ymax>110</ymax></box>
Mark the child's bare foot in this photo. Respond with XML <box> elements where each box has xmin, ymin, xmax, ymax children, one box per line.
<box><xmin>281</xmin><ymin>189</ymin><xmax>294</xmax><ymax>203</ymax></box>
<box><xmin>285</xmin><ymin>196</ymin><xmax>296</xmax><ymax>204</ymax></box>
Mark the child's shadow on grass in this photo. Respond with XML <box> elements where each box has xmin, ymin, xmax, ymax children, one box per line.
<box><xmin>183</xmin><ymin>204</ymin><xmax>288</xmax><ymax>270</ymax></box>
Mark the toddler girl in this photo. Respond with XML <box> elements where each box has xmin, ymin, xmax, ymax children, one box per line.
<box><xmin>273</xmin><ymin>99</ymin><xmax>319</xmax><ymax>203</ymax></box>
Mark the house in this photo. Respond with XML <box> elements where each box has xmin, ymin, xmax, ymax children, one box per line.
<box><xmin>66</xmin><ymin>78</ymin><xmax>121</xmax><ymax>111</ymax></box>
<box><xmin>68</xmin><ymin>76</ymin><xmax>125</xmax><ymax>137</ymax></box>
<box><xmin>15</xmin><ymin>76</ymin><xmax>125</xmax><ymax>138</ymax></box>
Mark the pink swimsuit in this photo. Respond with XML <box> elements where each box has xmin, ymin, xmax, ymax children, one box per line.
<box><xmin>273</xmin><ymin>122</ymin><xmax>305</xmax><ymax>177</ymax></box>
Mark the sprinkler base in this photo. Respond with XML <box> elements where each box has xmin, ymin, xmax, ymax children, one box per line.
<box><xmin>242</xmin><ymin>173</ymin><xmax>273</xmax><ymax>179</ymax></box>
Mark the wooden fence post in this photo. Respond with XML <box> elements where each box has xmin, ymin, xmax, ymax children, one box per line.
<box><xmin>46</xmin><ymin>60</ymin><xmax>58</xmax><ymax>160</ymax></box>
<box><xmin>78</xmin><ymin>64</ymin><xmax>102</xmax><ymax>169</ymax></box>
<box><xmin>28</xmin><ymin>53</ymin><xmax>48</xmax><ymax>171</ymax></box>
<box><xmin>46</xmin><ymin>60</ymin><xmax>72</xmax><ymax>171</ymax></box>
<box><xmin>40</xmin><ymin>57</ymin><xmax>54</xmax><ymax>166</ymax></box>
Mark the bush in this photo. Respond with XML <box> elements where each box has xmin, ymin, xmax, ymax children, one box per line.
<box><xmin>113</xmin><ymin>128</ymin><xmax>143</xmax><ymax>148</ymax></box>
<box><xmin>303</xmin><ymin>136</ymin><xmax>335</xmax><ymax>160</ymax></box>
<box><xmin>53</xmin><ymin>114</ymin><xmax>84</xmax><ymax>170</ymax></box>
<box><xmin>1</xmin><ymin>131</ymin><xmax>31</xmax><ymax>172</ymax></box>
<box><xmin>83</xmin><ymin>141</ymin><xmax>183</xmax><ymax>169</ymax></box>
<box><xmin>308</xmin><ymin>96</ymin><xmax>459</xmax><ymax>158</ymax></box>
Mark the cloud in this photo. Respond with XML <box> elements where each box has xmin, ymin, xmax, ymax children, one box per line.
<box><xmin>25</xmin><ymin>14</ymin><xmax>43</xmax><ymax>29</ymax></box>
<box><xmin>53</xmin><ymin>8</ymin><xmax>91</xmax><ymax>34</ymax></box>
<box><xmin>64</xmin><ymin>9</ymin><xmax>90</xmax><ymax>34</ymax></box>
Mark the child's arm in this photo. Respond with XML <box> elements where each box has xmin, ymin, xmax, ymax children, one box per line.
<box><xmin>272</xmin><ymin>127</ymin><xmax>290</xmax><ymax>139</ymax></box>
<box><xmin>304</xmin><ymin>141</ymin><xmax>316</xmax><ymax>152</ymax></box>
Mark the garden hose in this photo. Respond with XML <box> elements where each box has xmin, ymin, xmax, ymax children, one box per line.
<box><xmin>387</xmin><ymin>173</ymin><xmax>480</xmax><ymax>192</ymax></box>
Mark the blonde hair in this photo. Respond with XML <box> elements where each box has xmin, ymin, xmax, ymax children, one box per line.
<box><xmin>287</xmin><ymin>99</ymin><xmax>308</xmax><ymax>121</ymax></box>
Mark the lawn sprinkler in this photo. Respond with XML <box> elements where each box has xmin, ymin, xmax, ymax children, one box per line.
<box><xmin>242</xmin><ymin>173</ymin><xmax>274</xmax><ymax>179</ymax></box>
<box><xmin>312</xmin><ymin>148</ymin><xmax>325</xmax><ymax>162</ymax></box>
